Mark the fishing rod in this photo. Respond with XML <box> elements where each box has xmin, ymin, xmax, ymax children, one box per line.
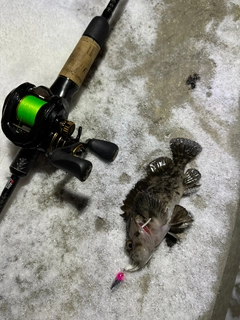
<box><xmin>0</xmin><ymin>0</ymin><xmax>121</xmax><ymax>215</ymax></box>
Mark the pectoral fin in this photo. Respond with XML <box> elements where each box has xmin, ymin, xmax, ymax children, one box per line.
<box><xmin>134</xmin><ymin>192</ymin><xmax>168</xmax><ymax>223</ymax></box>
<box><xmin>165</xmin><ymin>205</ymin><xmax>193</xmax><ymax>246</ymax></box>
<box><xmin>169</xmin><ymin>205</ymin><xmax>193</xmax><ymax>233</ymax></box>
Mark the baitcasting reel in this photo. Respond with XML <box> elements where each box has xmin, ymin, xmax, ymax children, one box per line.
<box><xmin>2</xmin><ymin>82</ymin><xmax>118</xmax><ymax>182</ymax></box>
<box><xmin>0</xmin><ymin>0</ymin><xmax>121</xmax><ymax>215</ymax></box>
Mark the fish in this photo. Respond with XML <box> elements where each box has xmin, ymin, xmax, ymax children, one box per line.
<box><xmin>120</xmin><ymin>138</ymin><xmax>202</xmax><ymax>272</ymax></box>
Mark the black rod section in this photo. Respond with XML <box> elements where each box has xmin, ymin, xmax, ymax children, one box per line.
<box><xmin>0</xmin><ymin>175</ymin><xmax>20</xmax><ymax>215</ymax></box>
<box><xmin>102</xmin><ymin>0</ymin><xmax>121</xmax><ymax>20</ymax></box>
<box><xmin>0</xmin><ymin>149</ymin><xmax>39</xmax><ymax>215</ymax></box>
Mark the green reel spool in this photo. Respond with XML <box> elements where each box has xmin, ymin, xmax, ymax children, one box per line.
<box><xmin>17</xmin><ymin>95</ymin><xmax>47</xmax><ymax>127</ymax></box>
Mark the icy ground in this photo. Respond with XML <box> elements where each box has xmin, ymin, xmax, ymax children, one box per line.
<box><xmin>0</xmin><ymin>0</ymin><xmax>240</xmax><ymax>319</ymax></box>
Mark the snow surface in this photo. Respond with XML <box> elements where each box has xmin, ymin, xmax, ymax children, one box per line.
<box><xmin>0</xmin><ymin>0</ymin><xmax>239</xmax><ymax>319</ymax></box>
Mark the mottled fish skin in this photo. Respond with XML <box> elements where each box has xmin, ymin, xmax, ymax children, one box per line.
<box><xmin>121</xmin><ymin>138</ymin><xmax>202</xmax><ymax>271</ymax></box>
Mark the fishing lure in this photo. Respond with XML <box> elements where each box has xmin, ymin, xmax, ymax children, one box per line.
<box><xmin>111</xmin><ymin>271</ymin><xmax>125</xmax><ymax>290</ymax></box>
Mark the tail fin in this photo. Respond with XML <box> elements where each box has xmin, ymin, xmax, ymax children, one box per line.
<box><xmin>170</xmin><ymin>138</ymin><xmax>202</xmax><ymax>165</ymax></box>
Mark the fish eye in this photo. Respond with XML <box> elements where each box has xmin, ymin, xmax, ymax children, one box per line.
<box><xmin>126</xmin><ymin>240</ymin><xmax>133</xmax><ymax>250</ymax></box>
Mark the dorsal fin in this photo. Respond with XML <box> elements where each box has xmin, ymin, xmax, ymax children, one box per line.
<box><xmin>120</xmin><ymin>179</ymin><xmax>149</xmax><ymax>221</ymax></box>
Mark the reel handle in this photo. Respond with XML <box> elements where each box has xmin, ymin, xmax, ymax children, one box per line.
<box><xmin>47</xmin><ymin>138</ymin><xmax>119</xmax><ymax>181</ymax></box>
<box><xmin>48</xmin><ymin>145</ymin><xmax>92</xmax><ymax>182</ymax></box>
<box><xmin>87</xmin><ymin>139</ymin><xmax>119</xmax><ymax>161</ymax></box>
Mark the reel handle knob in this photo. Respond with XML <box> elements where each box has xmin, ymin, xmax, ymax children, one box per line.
<box><xmin>87</xmin><ymin>139</ymin><xmax>119</xmax><ymax>162</ymax></box>
<box><xmin>48</xmin><ymin>148</ymin><xmax>92</xmax><ymax>182</ymax></box>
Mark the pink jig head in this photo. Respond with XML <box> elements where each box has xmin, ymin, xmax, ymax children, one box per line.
<box><xmin>111</xmin><ymin>271</ymin><xmax>125</xmax><ymax>290</ymax></box>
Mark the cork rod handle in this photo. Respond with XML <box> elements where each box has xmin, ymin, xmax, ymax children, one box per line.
<box><xmin>59</xmin><ymin>36</ymin><xmax>101</xmax><ymax>88</ymax></box>
<box><xmin>50</xmin><ymin>16</ymin><xmax>110</xmax><ymax>101</ymax></box>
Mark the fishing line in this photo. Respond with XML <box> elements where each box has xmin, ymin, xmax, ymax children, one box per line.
<box><xmin>17</xmin><ymin>95</ymin><xmax>47</xmax><ymax>127</ymax></box>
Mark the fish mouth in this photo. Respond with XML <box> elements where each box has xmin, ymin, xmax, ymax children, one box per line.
<box><xmin>124</xmin><ymin>218</ymin><xmax>154</xmax><ymax>272</ymax></box>
<box><xmin>124</xmin><ymin>263</ymin><xmax>140</xmax><ymax>272</ymax></box>
<box><xmin>124</xmin><ymin>253</ymin><xmax>153</xmax><ymax>272</ymax></box>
